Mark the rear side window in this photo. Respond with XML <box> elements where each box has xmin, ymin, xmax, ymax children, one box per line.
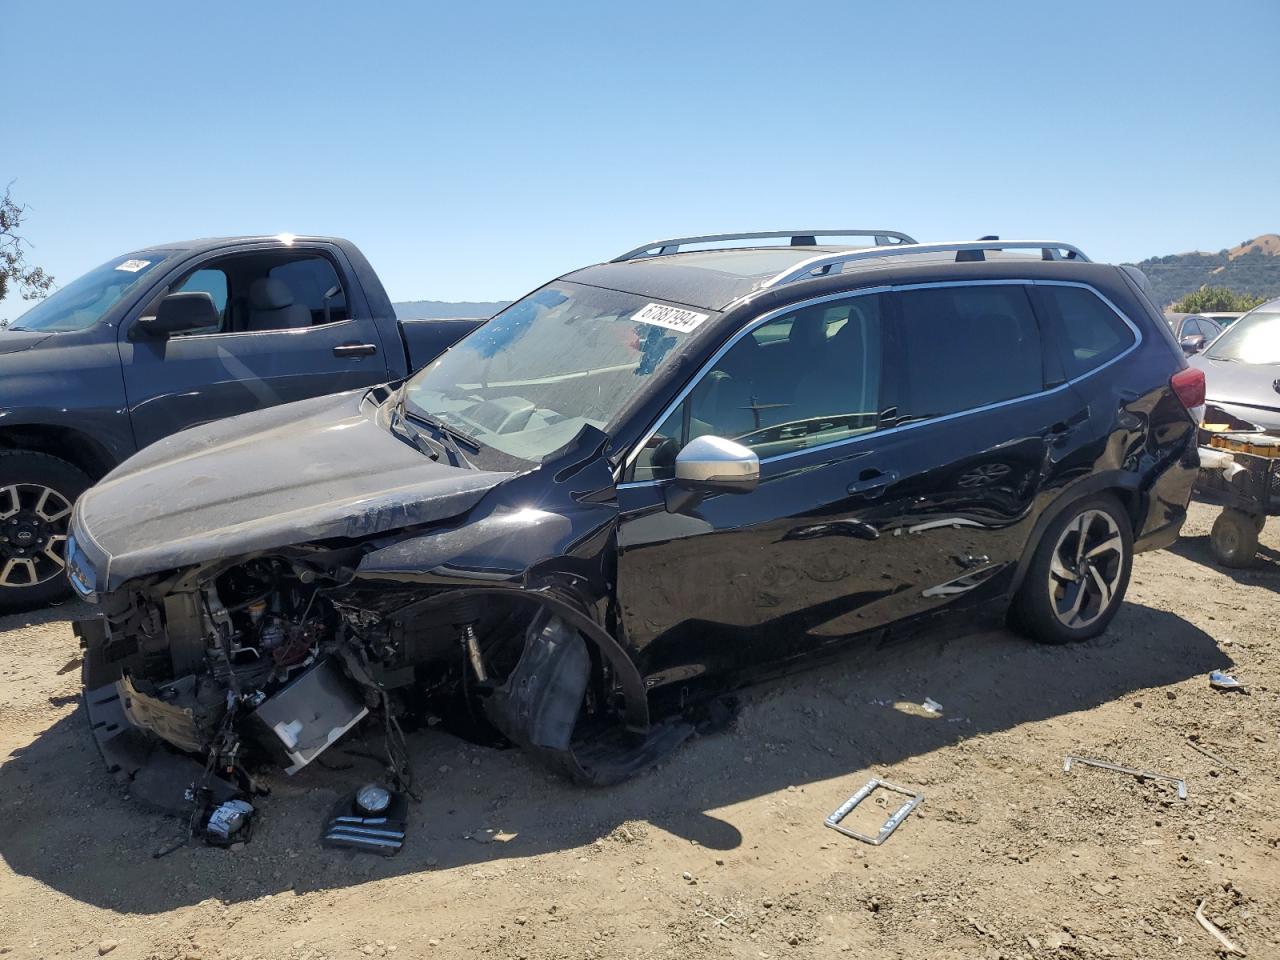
<box><xmin>1040</xmin><ymin>285</ymin><xmax>1135</xmax><ymax>379</ymax></box>
<box><xmin>892</xmin><ymin>284</ymin><xmax>1044</xmax><ymax>420</ymax></box>
<box><xmin>269</xmin><ymin>256</ymin><xmax>349</xmax><ymax>324</ymax></box>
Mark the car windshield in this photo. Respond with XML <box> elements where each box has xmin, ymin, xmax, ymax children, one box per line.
<box><xmin>1205</xmin><ymin>309</ymin><xmax>1280</xmax><ymax>364</ymax></box>
<box><xmin>404</xmin><ymin>281</ymin><xmax>711</xmax><ymax>463</ymax></box>
<box><xmin>7</xmin><ymin>253</ymin><xmax>172</xmax><ymax>332</ymax></box>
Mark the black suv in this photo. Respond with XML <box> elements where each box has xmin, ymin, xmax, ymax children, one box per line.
<box><xmin>72</xmin><ymin>231</ymin><xmax>1202</xmax><ymax>802</ymax></box>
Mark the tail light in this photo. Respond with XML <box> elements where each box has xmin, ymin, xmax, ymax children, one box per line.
<box><xmin>1170</xmin><ymin>367</ymin><xmax>1205</xmax><ymax>421</ymax></box>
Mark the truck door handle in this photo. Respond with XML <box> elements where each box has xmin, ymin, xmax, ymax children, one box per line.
<box><xmin>848</xmin><ymin>468</ymin><xmax>897</xmax><ymax>498</ymax></box>
<box><xmin>334</xmin><ymin>342</ymin><xmax>378</xmax><ymax>358</ymax></box>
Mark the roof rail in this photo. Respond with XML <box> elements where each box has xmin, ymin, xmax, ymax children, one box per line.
<box><xmin>610</xmin><ymin>229</ymin><xmax>918</xmax><ymax>263</ymax></box>
<box><xmin>762</xmin><ymin>239</ymin><xmax>1091</xmax><ymax>288</ymax></box>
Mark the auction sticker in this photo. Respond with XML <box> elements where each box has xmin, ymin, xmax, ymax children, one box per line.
<box><xmin>115</xmin><ymin>259</ymin><xmax>151</xmax><ymax>273</ymax></box>
<box><xmin>632</xmin><ymin>302</ymin><xmax>709</xmax><ymax>333</ymax></box>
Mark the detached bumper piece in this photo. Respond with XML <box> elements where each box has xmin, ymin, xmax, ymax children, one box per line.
<box><xmin>321</xmin><ymin>786</ymin><xmax>408</xmax><ymax>856</ymax></box>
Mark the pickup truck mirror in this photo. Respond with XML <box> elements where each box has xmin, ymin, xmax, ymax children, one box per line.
<box><xmin>137</xmin><ymin>292</ymin><xmax>219</xmax><ymax>338</ymax></box>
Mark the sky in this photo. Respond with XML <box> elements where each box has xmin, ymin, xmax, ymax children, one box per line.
<box><xmin>3</xmin><ymin>0</ymin><xmax>1278</xmax><ymax>319</ymax></box>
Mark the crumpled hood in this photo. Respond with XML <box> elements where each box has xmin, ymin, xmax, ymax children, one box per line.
<box><xmin>0</xmin><ymin>329</ymin><xmax>54</xmax><ymax>356</ymax></box>
<box><xmin>72</xmin><ymin>390</ymin><xmax>513</xmax><ymax>592</ymax></box>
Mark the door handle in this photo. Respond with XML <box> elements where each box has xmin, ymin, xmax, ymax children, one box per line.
<box><xmin>847</xmin><ymin>468</ymin><xmax>897</xmax><ymax>498</ymax></box>
<box><xmin>1047</xmin><ymin>408</ymin><xmax>1089</xmax><ymax>440</ymax></box>
<box><xmin>334</xmin><ymin>342</ymin><xmax>378</xmax><ymax>358</ymax></box>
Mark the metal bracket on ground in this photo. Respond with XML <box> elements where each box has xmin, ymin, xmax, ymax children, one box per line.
<box><xmin>1063</xmin><ymin>755</ymin><xmax>1187</xmax><ymax>800</ymax></box>
<box><xmin>824</xmin><ymin>778</ymin><xmax>922</xmax><ymax>845</ymax></box>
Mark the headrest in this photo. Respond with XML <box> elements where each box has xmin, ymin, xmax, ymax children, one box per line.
<box><xmin>249</xmin><ymin>277</ymin><xmax>294</xmax><ymax>310</ymax></box>
<box><xmin>788</xmin><ymin>310</ymin><xmax>828</xmax><ymax>350</ymax></box>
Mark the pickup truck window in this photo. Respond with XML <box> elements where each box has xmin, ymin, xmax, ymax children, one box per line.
<box><xmin>268</xmin><ymin>257</ymin><xmax>348</xmax><ymax>325</ymax></box>
<box><xmin>8</xmin><ymin>253</ymin><xmax>173</xmax><ymax>333</ymax></box>
<box><xmin>149</xmin><ymin>251</ymin><xmax>350</xmax><ymax>335</ymax></box>
<box><xmin>404</xmin><ymin>281</ymin><xmax>710</xmax><ymax>464</ymax></box>
<box><xmin>172</xmin><ymin>268</ymin><xmax>229</xmax><ymax>335</ymax></box>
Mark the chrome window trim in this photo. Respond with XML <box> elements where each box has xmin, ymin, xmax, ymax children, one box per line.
<box><xmin>617</xmin><ymin>278</ymin><xmax>1142</xmax><ymax>488</ymax></box>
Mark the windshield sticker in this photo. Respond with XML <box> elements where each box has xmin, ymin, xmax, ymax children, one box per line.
<box><xmin>114</xmin><ymin>259</ymin><xmax>151</xmax><ymax>273</ymax></box>
<box><xmin>632</xmin><ymin>302</ymin><xmax>709</xmax><ymax>334</ymax></box>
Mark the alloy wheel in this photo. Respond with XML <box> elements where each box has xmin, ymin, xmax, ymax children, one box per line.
<box><xmin>0</xmin><ymin>483</ymin><xmax>73</xmax><ymax>588</ymax></box>
<box><xmin>1047</xmin><ymin>508</ymin><xmax>1125</xmax><ymax>630</ymax></box>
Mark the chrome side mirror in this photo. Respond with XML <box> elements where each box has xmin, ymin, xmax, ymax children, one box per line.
<box><xmin>666</xmin><ymin>435</ymin><xmax>759</xmax><ymax>512</ymax></box>
<box><xmin>1179</xmin><ymin>333</ymin><xmax>1206</xmax><ymax>356</ymax></box>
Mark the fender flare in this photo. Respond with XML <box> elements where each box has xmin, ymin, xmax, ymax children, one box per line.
<box><xmin>388</xmin><ymin>584</ymin><xmax>650</xmax><ymax>733</ymax></box>
<box><xmin>1007</xmin><ymin>471</ymin><xmax>1142</xmax><ymax>599</ymax></box>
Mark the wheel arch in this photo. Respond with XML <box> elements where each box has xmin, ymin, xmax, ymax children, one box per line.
<box><xmin>1007</xmin><ymin>473</ymin><xmax>1142</xmax><ymax>600</ymax></box>
<box><xmin>387</xmin><ymin>584</ymin><xmax>651</xmax><ymax>733</ymax></box>
<box><xmin>0</xmin><ymin>425</ymin><xmax>118</xmax><ymax>481</ymax></box>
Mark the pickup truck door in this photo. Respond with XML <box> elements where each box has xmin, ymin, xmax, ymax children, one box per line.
<box><xmin>118</xmin><ymin>245</ymin><xmax>393</xmax><ymax>449</ymax></box>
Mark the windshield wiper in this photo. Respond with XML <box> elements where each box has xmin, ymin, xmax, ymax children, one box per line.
<box><xmin>403</xmin><ymin>410</ymin><xmax>479</xmax><ymax>468</ymax></box>
<box><xmin>388</xmin><ymin>406</ymin><xmax>440</xmax><ymax>461</ymax></box>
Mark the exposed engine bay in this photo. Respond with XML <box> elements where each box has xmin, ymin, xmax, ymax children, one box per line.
<box><xmin>78</xmin><ymin>545</ymin><xmax>688</xmax><ymax>831</ymax></box>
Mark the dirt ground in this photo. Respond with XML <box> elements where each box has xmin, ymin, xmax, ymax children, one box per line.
<box><xmin>1</xmin><ymin>501</ymin><xmax>1277</xmax><ymax>960</ymax></box>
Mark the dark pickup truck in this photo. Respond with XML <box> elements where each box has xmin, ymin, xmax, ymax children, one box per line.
<box><xmin>0</xmin><ymin>234</ymin><xmax>484</xmax><ymax>610</ymax></box>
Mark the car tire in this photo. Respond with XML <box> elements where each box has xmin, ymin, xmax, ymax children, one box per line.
<box><xmin>1009</xmin><ymin>493</ymin><xmax>1133</xmax><ymax>645</ymax></box>
<box><xmin>1209</xmin><ymin>508</ymin><xmax>1260</xmax><ymax>569</ymax></box>
<box><xmin>0</xmin><ymin>451</ymin><xmax>91</xmax><ymax>613</ymax></box>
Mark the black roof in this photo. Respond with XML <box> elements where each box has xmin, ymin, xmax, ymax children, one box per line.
<box><xmin>128</xmin><ymin>234</ymin><xmax>353</xmax><ymax>258</ymax></box>
<box><xmin>565</xmin><ymin>245</ymin><xmax>1123</xmax><ymax>312</ymax></box>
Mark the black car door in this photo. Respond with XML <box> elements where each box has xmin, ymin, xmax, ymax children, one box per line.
<box><xmin>616</xmin><ymin>292</ymin><xmax>914</xmax><ymax>690</ymax></box>
<box><xmin>118</xmin><ymin>246</ymin><xmax>391</xmax><ymax>449</ymax></box>
<box><xmin>855</xmin><ymin>281</ymin><xmax>1090</xmax><ymax>620</ymax></box>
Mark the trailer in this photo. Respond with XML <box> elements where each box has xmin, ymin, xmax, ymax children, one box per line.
<box><xmin>1195</xmin><ymin>431</ymin><xmax>1280</xmax><ymax>567</ymax></box>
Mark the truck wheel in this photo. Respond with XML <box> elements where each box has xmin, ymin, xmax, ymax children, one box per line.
<box><xmin>0</xmin><ymin>451</ymin><xmax>91</xmax><ymax>613</ymax></box>
<box><xmin>1209</xmin><ymin>509</ymin><xmax>1260</xmax><ymax>569</ymax></box>
<box><xmin>1009</xmin><ymin>494</ymin><xmax>1133</xmax><ymax>645</ymax></box>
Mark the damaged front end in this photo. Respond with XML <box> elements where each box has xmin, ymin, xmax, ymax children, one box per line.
<box><xmin>74</xmin><ymin>423</ymin><xmax>685</xmax><ymax>824</ymax></box>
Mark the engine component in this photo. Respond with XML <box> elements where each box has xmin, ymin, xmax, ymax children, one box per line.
<box><xmin>245</xmin><ymin>658</ymin><xmax>369</xmax><ymax>774</ymax></box>
<box><xmin>205</xmin><ymin>799</ymin><xmax>255</xmax><ymax>845</ymax></box>
<box><xmin>162</xmin><ymin>592</ymin><xmax>208</xmax><ymax>676</ymax></box>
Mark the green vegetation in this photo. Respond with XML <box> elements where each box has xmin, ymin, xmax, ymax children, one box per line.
<box><xmin>0</xmin><ymin>185</ymin><xmax>53</xmax><ymax>307</ymax></box>
<box><xmin>1170</xmin><ymin>287</ymin><xmax>1268</xmax><ymax>314</ymax></box>
<box><xmin>1132</xmin><ymin>236</ymin><xmax>1280</xmax><ymax>309</ymax></box>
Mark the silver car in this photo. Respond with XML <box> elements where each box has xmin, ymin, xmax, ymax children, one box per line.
<box><xmin>1190</xmin><ymin>297</ymin><xmax>1280</xmax><ymax>432</ymax></box>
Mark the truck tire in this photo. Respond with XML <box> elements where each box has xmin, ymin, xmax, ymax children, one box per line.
<box><xmin>1009</xmin><ymin>493</ymin><xmax>1133</xmax><ymax>645</ymax></box>
<box><xmin>0</xmin><ymin>451</ymin><xmax>92</xmax><ymax>613</ymax></box>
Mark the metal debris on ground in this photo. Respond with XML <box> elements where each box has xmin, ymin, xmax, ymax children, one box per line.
<box><xmin>1209</xmin><ymin>670</ymin><xmax>1248</xmax><ymax>693</ymax></box>
<box><xmin>321</xmin><ymin>783</ymin><xmax>408</xmax><ymax>856</ymax></box>
<box><xmin>1062</xmin><ymin>755</ymin><xmax>1187</xmax><ymax>800</ymax></box>
<box><xmin>921</xmin><ymin>697</ymin><xmax>943</xmax><ymax>714</ymax></box>
<box><xmin>1195</xmin><ymin>898</ymin><xmax>1246</xmax><ymax>956</ymax></box>
<box><xmin>205</xmin><ymin>799</ymin><xmax>254</xmax><ymax>846</ymax></box>
<box><xmin>824</xmin><ymin>778</ymin><xmax>923</xmax><ymax>845</ymax></box>
<box><xmin>1186</xmin><ymin>738</ymin><xmax>1240</xmax><ymax>773</ymax></box>
<box><xmin>696</xmin><ymin>909</ymin><xmax>739</xmax><ymax>930</ymax></box>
